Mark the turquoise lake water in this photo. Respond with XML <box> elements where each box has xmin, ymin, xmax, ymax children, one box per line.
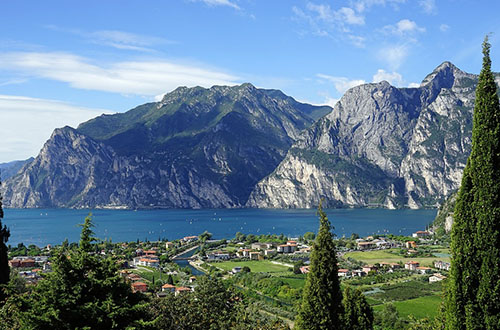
<box><xmin>3</xmin><ymin>208</ymin><xmax>437</xmax><ymax>246</ymax></box>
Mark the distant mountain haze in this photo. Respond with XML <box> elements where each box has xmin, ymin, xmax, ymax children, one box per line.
<box><xmin>2</xmin><ymin>64</ymin><xmax>489</xmax><ymax>209</ymax></box>
<box><xmin>0</xmin><ymin>158</ymin><xmax>33</xmax><ymax>181</ymax></box>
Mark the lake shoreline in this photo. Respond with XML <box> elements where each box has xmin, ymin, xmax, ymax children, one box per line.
<box><xmin>3</xmin><ymin>208</ymin><xmax>437</xmax><ymax>246</ymax></box>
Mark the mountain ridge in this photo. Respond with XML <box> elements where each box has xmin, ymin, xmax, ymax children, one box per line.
<box><xmin>2</xmin><ymin>63</ymin><xmax>491</xmax><ymax>209</ymax></box>
<box><xmin>247</xmin><ymin>61</ymin><xmax>485</xmax><ymax>209</ymax></box>
<box><xmin>3</xmin><ymin>84</ymin><xmax>330</xmax><ymax>209</ymax></box>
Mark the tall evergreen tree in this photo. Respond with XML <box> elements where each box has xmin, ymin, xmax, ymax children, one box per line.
<box><xmin>446</xmin><ymin>36</ymin><xmax>500</xmax><ymax>330</ymax></box>
<box><xmin>14</xmin><ymin>214</ymin><xmax>145</xmax><ymax>329</ymax></box>
<box><xmin>342</xmin><ymin>286</ymin><xmax>373</xmax><ymax>330</ymax></box>
<box><xmin>294</xmin><ymin>202</ymin><xmax>343</xmax><ymax>330</ymax></box>
<box><xmin>0</xmin><ymin>178</ymin><xmax>10</xmax><ymax>303</ymax></box>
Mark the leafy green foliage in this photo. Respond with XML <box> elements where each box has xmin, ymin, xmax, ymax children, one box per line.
<box><xmin>369</xmin><ymin>280</ymin><xmax>442</xmax><ymax>302</ymax></box>
<box><xmin>374</xmin><ymin>303</ymin><xmax>406</xmax><ymax>330</ymax></box>
<box><xmin>3</xmin><ymin>215</ymin><xmax>146</xmax><ymax>329</ymax></box>
<box><xmin>445</xmin><ymin>36</ymin><xmax>500</xmax><ymax>329</ymax></box>
<box><xmin>342</xmin><ymin>286</ymin><xmax>373</xmax><ymax>330</ymax></box>
<box><xmin>0</xmin><ymin>179</ymin><xmax>9</xmax><ymax>304</ymax></box>
<box><xmin>294</xmin><ymin>203</ymin><xmax>344</xmax><ymax>329</ymax></box>
<box><xmin>148</xmin><ymin>275</ymin><xmax>290</xmax><ymax>330</ymax></box>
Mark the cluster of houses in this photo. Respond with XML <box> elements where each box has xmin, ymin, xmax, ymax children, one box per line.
<box><xmin>132</xmin><ymin>249</ymin><xmax>160</xmax><ymax>268</ymax></box>
<box><xmin>434</xmin><ymin>260</ymin><xmax>451</xmax><ymax>271</ymax></box>
<box><xmin>412</xmin><ymin>230</ymin><xmax>432</xmax><ymax>238</ymax></box>
<box><xmin>181</xmin><ymin>236</ymin><xmax>199</xmax><ymax>244</ymax></box>
<box><xmin>163</xmin><ymin>235</ymin><xmax>199</xmax><ymax>250</ymax></box>
<box><xmin>121</xmin><ymin>268</ymin><xmax>197</xmax><ymax>296</ymax></box>
<box><xmin>336</xmin><ymin>259</ymin><xmax>448</xmax><ymax>283</ymax></box>
<box><xmin>206</xmin><ymin>240</ymin><xmax>310</xmax><ymax>261</ymax></box>
<box><xmin>8</xmin><ymin>256</ymin><xmax>51</xmax><ymax>283</ymax></box>
<box><xmin>356</xmin><ymin>230</ymin><xmax>433</xmax><ymax>252</ymax></box>
<box><xmin>356</xmin><ymin>238</ymin><xmax>395</xmax><ymax>250</ymax></box>
<box><xmin>159</xmin><ymin>283</ymin><xmax>193</xmax><ymax>296</ymax></box>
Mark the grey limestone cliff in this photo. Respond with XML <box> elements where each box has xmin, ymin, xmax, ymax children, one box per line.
<box><xmin>247</xmin><ymin>62</ymin><xmax>482</xmax><ymax>209</ymax></box>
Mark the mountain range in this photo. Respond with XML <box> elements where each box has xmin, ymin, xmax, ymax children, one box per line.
<box><xmin>2</xmin><ymin>62</ymin><xmax>492</xmax><ymax>209</ymax></box>
<box><xmin>2</xmin><ymin>84</ymin><xmax>329</xmax><ymax>208</ymax></box>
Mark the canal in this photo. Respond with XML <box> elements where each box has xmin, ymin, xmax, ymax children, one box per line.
<box><xmin>173</xmin><ymin>246</ymin><xmax>204</xmax><ymax>276</ymax></box>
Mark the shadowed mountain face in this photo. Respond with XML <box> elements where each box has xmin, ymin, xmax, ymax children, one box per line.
<box><xmin>247</xmin><ymin>62</ymin><xmax>486</xmax><ymax>209</ymax></box>
<box><xmin>3</xmin><ymin>83</ymin><xmax>330</xmax><ymax>209</ymax></box>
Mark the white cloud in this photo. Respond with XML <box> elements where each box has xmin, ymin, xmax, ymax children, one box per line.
<box><xmin>0</xmin><ymin>78</ymin><xmax>27</xmax><ymax>87</ymax></box>
<box><xmin>378</xmin><ymin>44</ymin><xmax>409</xmax><ymax>70</ymax></box>
<box><xmin>348</xmin><ymin>34</ymin><xmax>366</xmax><ymax>48</ymax></box>
<box><xmin>353</xmin><ymin>0</ymin><xmax>407</xmax><ymax>13</ymax></box>
<box><xmin>324</xmin><ymin>97</ymin><xmax>340</xmax><ymax>108</ymax></box>
<box><xmin>383</xmin><ymin>19</ymin><xmax>426</xmax><ymax>36</ymax></box>
<box><xmin>0</xmin><ymin>95</ymin><xmax>113</xmax><ymax>162</ymax></box>
<box><xmin>88</xmin><ymin>30</ymin><xmax>174</xmax><ymax>52</ymax></box>
<box><xmin>408</xmin><ymin>82</ymin><xmax>420</xmax><ymax>88</ymax></box>
<box><xmin>306</xmin><ymin>3</ymin><xmax>365</xmax><ymax>26</ymax></box>
<box><xmin>297</xmin><ymin>95</ymin><xmax>338</xmax><ymax>109</ymax></box>
<box><xmin>440</xmin><ymin>24</ymin><xmax>450</xmax><ymax>32</ymax></box>
<box><xmin>419</xmin><ymin>0</ymin><xmax>436</xmax><ymax>14</ymax></box>
<box><xmin>305</xmin><ymin>3</ymin><xmax>334</xmax><ymax>22</ymax></box>
<box><xmin>372</xmin><ymin>69</ymin><xmax>404</xmax><ymax>86</ymax></box>
<box><xmin>317</xmin><ymin>74</ymin><xmax>366</xmax><ymax>94</ymax></box>
<box><xmin>337</xmin><ymin>7</ymin><xmax>365</xmax><ymax>25</ymax></box>
<box><xmin>154</xmin><ymin>93</ymin><xmax>166</xmax><ymax>102</ymax></box>
<box><xmin>0</xmin><ymin>52</ymin><xmax>241</xmax><ymax>96</ymax></box>
<box><xmin>45</xmin><ymin>26</ymin><xmax>173</xmax><ymax>52</ymax></box>
<box><xmin>293</xmin><ymin>3</ymin><xmax>366</xmax><ymax>46</ymax></box>
<box><xmin>193</xmin><ymin>0</ymin><xmax>240</xmax><ymax>10</ymax></box>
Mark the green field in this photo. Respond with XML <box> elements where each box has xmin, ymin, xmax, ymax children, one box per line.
<box><xmin>345</xmin><ymin>249</ymin><xmax>450</xmax><ymax>266</ymax></box>
<box><xmin>275</xmin><ymin>275</ymin><xmax>306</xmax><ymax>289</ymax></box>
<box><xmin>394</xmin><ymin>294</ymin><xmax>442</xmax><ymax>319</ymax></box>
<box><xmin>373</xmin><ymin>294</ymin><xmax>442</xmax><ymax>319</ymax></box>
<box><xmin>209</xmin><ymin>260</ymin><xmax>290</xmax><ymax>273</ymax></box>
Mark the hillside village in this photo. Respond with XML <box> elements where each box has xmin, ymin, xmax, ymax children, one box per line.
<box><xmin>7</xmin><ymin>227</ymin><xmax>451</xmax><ymax>323</ymax></box>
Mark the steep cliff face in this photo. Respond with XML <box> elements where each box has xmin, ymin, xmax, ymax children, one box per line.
<box><xmin>3</xmin><ymin>84</ymin><xmax>330</xmax><ymax>208</ymax></box>
<box><xmin>0</xmin><ymin>158</ymin><xmax>33</xmax><ymax>181</ymax></box>
<box><xmin>247</xmin><ymin>62</ymin><xmax>481</xmax><ymax>209</ymax></box>
<box><xmin>4</xmin><ymin>128</ymin><xmax>116</xmax><ymax>208</ymax></box>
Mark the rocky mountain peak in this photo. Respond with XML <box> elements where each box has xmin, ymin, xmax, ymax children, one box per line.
<box><xmin>4</xmin><ymin>84</ymin><xmax>329</xmax><ymax>209</ymax></box>
<box><xmin>248</xmin><ymin>62</ymin><xmax>482</xmax><ymax>209</ymax></box>
<box><xmin>420</xmin><ymin>61</ymin><xmax>465</xmax><ymax>88</ymax></box>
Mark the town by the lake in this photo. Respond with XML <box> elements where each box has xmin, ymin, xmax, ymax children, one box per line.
<box><xmin>7</xmin><ymin>222</ymin><xmax>450</xmax><ymax>328</ymax></box>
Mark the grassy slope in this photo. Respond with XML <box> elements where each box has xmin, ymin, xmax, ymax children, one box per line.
<box><xmin>209</xmin><ymin>260</ymin><xmax>290</xmax><ymax>273</ymax></box>
<box><xmin>345</xmin><ymin>249</ymin><xmax>450</xmax><ymax>266</ymax></box>
<box><xmin>373</xmin><ymin>294</ymin><xmax>442</xmax><ymax>319</ymax></box>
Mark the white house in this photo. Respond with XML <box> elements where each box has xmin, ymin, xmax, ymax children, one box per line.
<box><xmin>412</xmin><ymin>231</ymin><xmax>431</xmax><ymax>238</ymax></box>
<box><xmin>429</xmin><ymin>273</ymin><xmax>447</xmax><ymax>283</ymax></box>
<box><xmin>405</xmin><ymin>261</ymin><xmax>420</xmax><ymax>271</ymax></box>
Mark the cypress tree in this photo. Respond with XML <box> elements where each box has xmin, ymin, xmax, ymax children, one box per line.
<box><xmin>294</xmin><ymin>202</ymin><xmax>343</xmax><ymax>330</ymax></box>
<box><xmin>0</xmin><ymin>179</ymin><xmax>10</xmax><ymax>303</ymax></box>
<box><xmin>342</xmin><ymin>286</ymin><xmax>373</xmax><ymax>330</ymax></box>
<box><xmin>446</xmin><ymin>36</ymin><xmax>500</xmax><ymax>330</ymax></box>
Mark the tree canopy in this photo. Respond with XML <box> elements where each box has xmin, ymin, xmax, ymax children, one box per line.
<box><xmin>0</xmin><ymin>178</ymin><xmax>10</xmax><ymax>304</ymax></box>
<box><xmin>7</xmin><ymin>214</ymin><xmax>146</xmax><ymax>329</ymax></box>
<box><xmin>445</xmin><ymin>36</ymin><xmax>500</xmax><ymax>330</ymax></box>
<box><xmin>342</xmin><ymin>286</ymin><xmax>373</xmax><ymax>330</ymax></box>
<box><xmin>294</xmin><ymin>202</ymin><xmax>344</xmax><ymax>330</ymax></box>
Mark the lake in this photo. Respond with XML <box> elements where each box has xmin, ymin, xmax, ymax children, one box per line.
<box><xmin>3</xmin><ymin>208</ymin><xmax>437</xmax><ymax>246</ymax></box>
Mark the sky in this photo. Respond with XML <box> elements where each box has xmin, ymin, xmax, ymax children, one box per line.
<box><xmin>1</xmin><ymin>0</ymin><xmax>500</xmax><ymax>163</ymax></box>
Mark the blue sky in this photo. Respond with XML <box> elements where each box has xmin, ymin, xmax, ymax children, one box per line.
<box><xmin>1</xmin><ymin>0</ymin><xmax>500</xmax><ymax>162</ymax></box>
